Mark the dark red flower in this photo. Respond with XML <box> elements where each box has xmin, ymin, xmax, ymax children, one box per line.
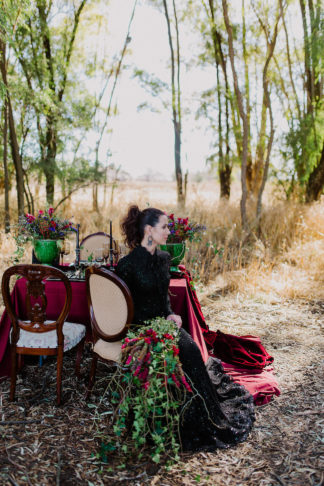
<box><xmin>172</xmin><ymin>345</ymin><xmax>179</xmax><ymax>356</ymax></box>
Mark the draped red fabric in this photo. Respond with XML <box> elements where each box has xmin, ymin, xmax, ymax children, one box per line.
<box><xmin>221</xmin><ymin>362</ymin><xmax>280</xmax><ymax>405</ymax></box>
<box><xmin>175</xmin><ymin>266</ymin><xmax>275</xmax><ymax>369</ymax></box>
<box><xmin>209</xmin><ymin>330</ymin><xmax>274</xmax><ymax>370</ymax></box>
<box><xmin>173</xmin><ymin>266</ymin><xmax>280</xmax><ymax>405</ymax></box>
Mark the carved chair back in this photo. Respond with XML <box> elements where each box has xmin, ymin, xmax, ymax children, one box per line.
<box><xmin>86</xmin><ymin>266</ymin><xmax>133</xmax><ymax>343</ymax></box>
<box><xmin>2</xmin><ymin>264</ymin><xmax>72</xmax><ymax>346</ymax></box>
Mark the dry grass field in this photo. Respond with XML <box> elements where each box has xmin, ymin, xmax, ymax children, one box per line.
<box><xmin>0</xmin><ymin>181</ymin><xmax>323</xmax><ymax>485</ymax></box>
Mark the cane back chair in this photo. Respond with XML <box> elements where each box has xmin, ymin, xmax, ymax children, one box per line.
<box><xmin>1</xmin><ymin>264</ymin><xmax>86</xmax><ymax>405</ymax></box>
<box><xmin>80</xmin><ymin>232</ymin><xmax>119</xmax><ymax>263</ymax></box>
<box><xmin>85</xmin><ymin>266</ymin><xmax>134</xmax><ymax>395</ymax></box>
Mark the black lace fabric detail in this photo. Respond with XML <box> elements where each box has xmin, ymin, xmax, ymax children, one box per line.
<box><xmin>115</xmin><ymin>246</ymin><xmax>255</xmax><ymax>451</ymax></box>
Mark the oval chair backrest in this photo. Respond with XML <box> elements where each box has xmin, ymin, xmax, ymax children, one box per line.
<box><xmin>80</xmin><ymin>233</ymin><xmax>111</xmax><ymax>261</ymax></box>
<box><xmin>88</xmin><ymin>271</ymin><xmax>132</xmax><ymax>340</ymax></box>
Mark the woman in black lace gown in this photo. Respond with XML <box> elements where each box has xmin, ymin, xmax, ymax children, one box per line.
<box><xmin>115</xmin><ymin>205</ymin><xmax>255</xmax><ymax>452</ymax></box>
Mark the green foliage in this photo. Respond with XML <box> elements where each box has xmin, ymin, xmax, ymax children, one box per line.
<box><xmin>287</xmin><ymin>102</ymin><xmax>324</xmax><ymax>185</ymax></box>
<box><xmin>285</xmin><ymin>101</ymin><xmax>324</xmax><ymax>189</ymax></box>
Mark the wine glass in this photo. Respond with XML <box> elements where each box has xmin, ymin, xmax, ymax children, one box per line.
<box><xmin>58</xmin><ymin>239</ymin><xmax>70</xmax><ymax>265</ymax></box>
<box><xmin>94</xmin><ymin>248</ymin><xmax>104</xmax><ymax>266</ymax></box>
<box><xmin>62</xmin><ymin>240</ymin><xmax>70</xmax><ymax>265</ymax></box>
<box><xmin>102</xmin><ymin>243</ymin><xmax>110</xmax><ymax>265</ymax></box>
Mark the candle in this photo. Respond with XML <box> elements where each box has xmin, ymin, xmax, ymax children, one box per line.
<box><xmin>76</xmin><ymin>224</ymin><xmax>80</xmax><ymax>248</ymax></box>
<box><xmin>109</xmin><ymin>220</ymin><xmax>114</xmax><ymax>267</ymax></box>
<box><xmin>75</xmin><ymin>224</ymin><xmax>80</xmax><ymax>267</ymax></box>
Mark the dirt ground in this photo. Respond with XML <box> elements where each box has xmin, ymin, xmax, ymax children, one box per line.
<box><xmin>0</xmin><ymin>294</ymin><xmax>323</xmax><ymax>486</ymax></box>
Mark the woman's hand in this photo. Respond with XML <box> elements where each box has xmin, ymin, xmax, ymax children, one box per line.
<box><xmin>167</xmin><ymin>314</ymin><xmax>182</xmax><ymax>329</ymax></box>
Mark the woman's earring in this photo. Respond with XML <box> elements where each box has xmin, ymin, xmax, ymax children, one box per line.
<box><xmin>148</xmin><ymin>235</ymin><xmax>153</xmax><ymax>246</ymax></box>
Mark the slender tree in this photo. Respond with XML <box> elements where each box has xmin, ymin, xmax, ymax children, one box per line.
<box><xmin>2</xmin><ymin>96</ymin><xmax>10</xmax><ymax>231</ymax></box>
<box><xmin>162</xmin><ymin>0</ymin><xmax>185</xmax><ymax>207</ymax></box>
<box><xmin>222</xmin><ymin>0</ymin><xmax>249</xmax><ymax>228</ymax></box>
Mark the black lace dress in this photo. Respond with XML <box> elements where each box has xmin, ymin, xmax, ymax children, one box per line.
<box><xmin>115</xmin><ymin>246</ymin><xmax>255</xmax><ymax>452</ymax></box>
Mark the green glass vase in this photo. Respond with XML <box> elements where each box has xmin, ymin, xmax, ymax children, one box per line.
<box><xmin>159</xmin><ymin>242</ymin><xmax>186</xmax><ymax>271</ymax></box>
<box><xmin>33</xmin><ymin>239</ymin><xmax>60</xmax><ymax>265</ymax></box>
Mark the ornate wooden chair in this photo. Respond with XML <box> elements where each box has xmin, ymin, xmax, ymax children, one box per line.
<box><xmin>85</xmin><ymin>266</ymin><xmax>133</xmax><ymax>396</ymax></box>
<box><xmin>1</xmin><ymin>264</ymin><xmax>86</xmax><ymax>405</ymax></box>
<box><xmin>80</xmin><ymin>232</ymin><xmax>120</xmax><ymax>263</ymax></box>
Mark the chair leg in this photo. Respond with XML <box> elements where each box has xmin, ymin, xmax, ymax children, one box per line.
<box><xmin>75</xmin><ymin>337</ymin><xmax>85</xmax><ymax>378</ymax></box>
<box><xmin>10</xmin><ymin>346</ymin><xmax>17</xmax><ymax>402</ymax></box>
<box><xmin>56</xmin><ymin>346</ymin><xmax>64</xmax><ymax>406</ymax></box>
<box><xmin>17</xmin><ymin>354</ymin><xmax>23</xmax><ymax>373</ymax></box>
<box><xmin>86</xmin><ymin>355</ymin><xmax>98</xmax><ymax>400</ymax></box>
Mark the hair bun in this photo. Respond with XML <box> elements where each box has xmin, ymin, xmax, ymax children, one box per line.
<box><xmin>128</xmin><ymin>205</ymin><xmax>141</xmax><ymax>221</ymax></box>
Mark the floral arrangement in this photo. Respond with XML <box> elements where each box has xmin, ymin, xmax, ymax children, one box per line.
<box><xmin>102</xmin><ymin>317</ymin><xmax>194</xmax><ymax>464</ymax></box>
<box><xmin>167</xmin><ymin>213</ymin><xmax>206</xmax><ymax>243</ymax></box>
<box><xmin>16</xmin><ymin>208</ymin><xmax>75</xmax><ymax>242</ymax></box>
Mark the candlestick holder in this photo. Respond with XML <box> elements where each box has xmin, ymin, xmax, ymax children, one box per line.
<box><xmin>75</xmin><ymin>224</ymin><xmax>80</xmax><ymax>268</ymax></box>
<box><xmin>108</xmin><ymin>220</ymin><xmax>114</xmax><ymax>268</ymax></box>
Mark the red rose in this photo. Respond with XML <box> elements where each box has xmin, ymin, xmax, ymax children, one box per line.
<box><xmin>169</xmin><ymin>213</ymin><xmax>174</xmax><ymax>221</ymax></box>
<box><xmin>172</xmin><ymin>345</ymin><xmax>179</xmax><ymax>356</ymax></box>
<box><xmin>38</xmin><ymin>210</ymin><xmax>44</xmax><ymax>215</ymax></box>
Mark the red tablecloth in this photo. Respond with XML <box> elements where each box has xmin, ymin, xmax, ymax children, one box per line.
<box><xmin>0</xmin><ymin>275</ymin><xmax>280</xmax><ymax>405</ymax></box>
<box><xmin>0</xmin><ymin>277</ymin><xmax>209</xmax><ymax>379</ymax></box>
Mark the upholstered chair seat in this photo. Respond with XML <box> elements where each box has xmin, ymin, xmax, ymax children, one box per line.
<box><xmin>12</xmin><ymin>321</ymin><xmax>86</xmax><ymax>351</ymax></box>
<box><xmin>92</xmin><ymin>339</ymin><xmax>122</xmax><ymax>362</ymax></box>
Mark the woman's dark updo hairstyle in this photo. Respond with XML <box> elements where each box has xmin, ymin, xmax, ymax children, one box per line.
<box><xmin>121</xmin><ymin>205</ymin><xmax>165</xmax><ymax>249</ymax></box>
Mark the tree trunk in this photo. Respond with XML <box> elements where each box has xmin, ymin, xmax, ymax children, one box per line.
<box><xmin>43</xmin><ymin>117</ymin><xmax>57</xmax><ymax>206</ymax></box>
<box><xmin>92</xmin><ymin>183</ymin><xmax>99</xmax><ymax>212</ymax></box>
<box><xmin>305</xmin><ymin>142</ymin><xmax>324</xmax><ymax>202</ymax></box>
<box><xmin>219</xmin><ymin>164</ymin><xmax>231</xmax><ymax>199</ymax></box>
<box><xmin>222</xmin><ymin>0</ymin><xmax>248</xmax><ymax>228</ymax></box>
<box><xmin>242</xmin><ymin>0</ymin><xmax>253</xmax><ymax>194</ymax></box>
<box><xmin>299</xmin><ymin>0</ymin><xmax>313</xmax><ymax>112</ymax></box>
<box><xmin>0</xmin><ymin>39</ymin><xmax>24</xmax><ymax>215</ymax></box>
<box><xmin>3</xmin><ymin>98</ymin><xmax>10</xmax><ymax>232</ymax></box>
<box><xmin>163</xmin><ymin>0</ymin><xmax>184</xmax><ymax>208</ymax></box>
<box><xmin>208</xmin><ymin>0</ymin><xmax>232</xmax><ymax>200</ymax></box>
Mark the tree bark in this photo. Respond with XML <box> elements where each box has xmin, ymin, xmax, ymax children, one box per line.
<box><xmin>305</xmin><ymin>142</ymin><xmax>324</xmax><ymax>202</ymax></box>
